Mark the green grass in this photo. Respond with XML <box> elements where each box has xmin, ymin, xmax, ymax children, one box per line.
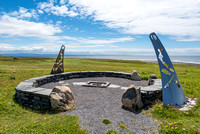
<box><xmin>107</xmin><ymin>129</ymin><xmax>119</xmax><ymax>134</ymax></box>
<box><xmin>118</xmin><ymin>122</ymin><xmax>132</xmax><ymax>134</ymax></box>
<box><xmin>0</xmin><ymin>56</ymin><xmax>200</xmax><ymax>133</ymax></box>
<box><xmin>102</xmin><ymin>119</ymin><xmax>112</xmax><ymax>125</ymax></box>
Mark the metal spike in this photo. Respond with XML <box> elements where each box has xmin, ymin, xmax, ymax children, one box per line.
<box><xmin>50</xmin><ymin>45</ymin><xmax>65</xmax><ymax>74</ymax></box>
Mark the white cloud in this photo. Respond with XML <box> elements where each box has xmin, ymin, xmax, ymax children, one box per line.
<box><xmin>66</xmin><ymin>44</ymin><xmax>105</xmax><ymax>48</ymax></box>
<box><xmin>0</xmin><ymin>43</ymin><xmax>61</xmax><ymax>52</ymax></box>
<box><xmin>0</xmin><ymin>14</ymin><xmax>62</xmax><ymax>38</ymax></box>
<box><xmin>62</xmin><ymin>36</ymin><xmax>134</xmax><ymax>44</ymax></box>
<box><xmin>1</xmin><ymin>42</ymin><xmax>199</xmax><ymax>55</ymax></box>
<box><xmin>68</xmin><ymin>0</ymin><xmax>200</xmax><ymax>41</ymax></box>
<box><xmin>38</xmin><ymin>9</ymin><xmax>44</xmax><ymax>14</ymax></box>
<box><xmin>60</xmin><ymin>0</ymin><xmax>68</xmax><ymax>5</ymax></box>
<box><xmin>37</xmin><ymin>2</ymin><xmax>53</xmax><ymax>10</ymax></box>
<box><xmin>8</xmin><ymin>7</ymin><xmax>38</xmax><ymax>19</ymax></box>
<box><xmin>0</xmin><ymin>43</ymin><xmax>105</xmax><ymax>53</ymax></box>
<box><xmin>167</xmin><ymin>48</ymin><xmax>200</xmax><ymax>53</ymax></box>
<box><xmin>37</xmin><ymin>1</ymin><xmax>79</xmax><ymax>17</ymax></box>
<box><xmin>0</xmin><ymin>43</ymin><xmax>16</xmax><ymax>51</ymax></box>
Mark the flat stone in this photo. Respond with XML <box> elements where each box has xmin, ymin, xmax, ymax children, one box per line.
<box><xmin>153</xmin><ymin>79</ymin><xmax>162</xmax><ymax>86</ymax></box>
<box><xmin>63</xmin><ymin>83</ymin><xmax>69</xmax><ymax>86</ymax></box>
<box><xmin>15</xmin><ymin>82</ymin><xmax>33</xmax><ymax>91</ymax></box>
<box><xmin>73</xmin><ymin>82</ymin><xmax>87</xmax><ymax>85</ymax></box>
<box><xmin>108</xmin><ymin>84</ymin><xmax>121</xmax><ymax>88</ymax></box>
<box><xmin>59</xmin><ymin>81</ymin><xmax>65</xmax><ymax>84</ymax></box>
<box><xmin>24</xmin><ymin>78</ymin><xmax>37</xmax><ymax>83</ymax></box>
<box><xmin>141</xmin><ymin>85</ymin><xmax>162</xmax><ymax>92</ymax></box>
<box><xmin>121</xmin><ymin>87</ymin><xmax>128</xmax><ymax>90</ymax></box>
<box><xmin>33</xmin><ymin>88</ymin><xmax>53</xmax><ymax>97</ymax></box>
<box><xmin>23</xmin><ymin>87</ymin><xmax>47</xmax><ymax>93</ymax></box>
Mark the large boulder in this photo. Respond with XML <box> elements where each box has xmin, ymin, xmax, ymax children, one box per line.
<box><xmin>131</xmin><ymin>70</ymin><xmax>141</xmax><ymax>81</ymax></box>
<box><xmin>122</xmin><ymin>85</ymin><xmax>143</xmax><ymax>111</ymax></box>
<box><xmin>50</xmin><ymin>86</ymin><xmax>75</xmax><ymax>111</ymax></box>
<box><xmin>147</xmin><ymin>74</ymin><xmax>158</xmax><ymax>86</ymax></box>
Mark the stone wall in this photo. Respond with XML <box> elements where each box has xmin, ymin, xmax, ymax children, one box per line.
<box><xmin>15</xmin><ymin>90</ymin><xmax>51</xmax><ymax>110</ymax></box>
<box><xmin>33</xmin><ymin>71</ymin><xmax>132</xmax><ymax>87</ymax></box>
<box><xmin>15</xmin><ymin>71</ymin><xmax>161</xmax><ymax>110</ymax></box>
<box><xmin>15</xmin><ymin>71</ymin><xmax>133</xmax><ymax>110</ymax></box>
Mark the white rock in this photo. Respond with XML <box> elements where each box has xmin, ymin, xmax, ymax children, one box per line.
<box><xmin>131</xmin><ymin>70</ymin><xmax>141</xmax><ymax>81</ymax></box>
<box><xmin>50</xmin><ymin>86</ymin><xmax>75</xmax><ymax>111</ymax></box>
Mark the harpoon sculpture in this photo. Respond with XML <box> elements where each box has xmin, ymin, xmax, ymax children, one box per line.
<box><xmin>149</xmin><ymin>33</ymin><xmax>186</xmax><ymax>106</ymax></box>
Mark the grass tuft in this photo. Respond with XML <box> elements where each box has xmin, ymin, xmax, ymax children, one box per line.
<box><xmin>102</xmin><ymin>119</ymin><xmax>112</xmax><ymax>125</ymax></box>
<box><xmin>118</xmin><ymin>122</ymin><xmax>127</xmax><ymax>129</ymax></box>
<box><xmin>107</xmin><ymin>129</ymin><xmax>118</xmax><ymax>134</ymax></box>
<box><xmin>9</xmin><ymin>75</ymin><xmax>16</xmax><ymax>80</ymax></box>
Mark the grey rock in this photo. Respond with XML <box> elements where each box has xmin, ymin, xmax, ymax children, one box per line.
<box><xmin>131</xmin><ymin>70</ymin><xmax>142</xmax><ymax>81</ymax></box>
<box><xmin>50</xmin><ymin>86</ymin><xmax>75</xmax><ymax>111</ymax></box>
<box><xmin>122</xmin><ymin>85</ymin><xmax>143</xmax><ymax>111</ymax></box>
<box><xmin>148</xmin><ymin>74</ymin><xmax>158</xmax><ymax>86</ymax></box>
<box><xmin>34</xmin><ymin>96</ymin><xmax>40</xmax><ymax>100</ymax></box>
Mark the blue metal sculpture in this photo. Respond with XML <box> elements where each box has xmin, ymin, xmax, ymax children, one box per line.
<box><xmin>149</xmin><ymin>33</ymin><xmax>186</xmax><ymax>106</ymax></box>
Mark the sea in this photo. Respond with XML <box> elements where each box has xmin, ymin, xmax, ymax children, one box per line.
<box><xmin>1</xmin><ymin>54</ymin><xmax>200</xmax><ymax>65</ymax></box>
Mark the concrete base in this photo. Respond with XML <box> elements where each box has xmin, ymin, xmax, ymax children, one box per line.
<box><xmin>173</xmin><ymin>97</ymin><xmax>197</xmax><ymax>111</ymax></box>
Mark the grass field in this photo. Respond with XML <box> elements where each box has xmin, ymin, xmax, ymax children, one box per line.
<box><xmin>0</xmin><ymin>56</ymin><xmax>199</xmax><ymax>133</ymax></box>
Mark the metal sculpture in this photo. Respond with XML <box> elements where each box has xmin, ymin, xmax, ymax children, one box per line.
<box><xmin>149</xmin><ymin>33</ymin><xmax>186</xmax><ymax>106</ymax></box>
<box><xmin>50</xmin><ymin>45</ymin><xmax>65</xmax><ymax>74</ymax></box>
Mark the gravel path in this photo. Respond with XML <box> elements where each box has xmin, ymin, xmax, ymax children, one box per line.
<box><xmin>41</xmin><ymin>77</ymin><xmax>159</xmax><ymax>134</ymax></box>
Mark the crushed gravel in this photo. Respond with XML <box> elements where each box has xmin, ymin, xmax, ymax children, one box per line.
<box><xmin>41</xmin><ymin>77</ymin><xmax>159</xmax><ymax>134</ymax></box>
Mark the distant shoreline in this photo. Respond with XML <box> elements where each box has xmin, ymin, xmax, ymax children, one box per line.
<box><xmin>143</xmin><ymin>60</ymin><xmax>200</xmax><ymax>66</ymax></box>
<box><xmin>1</xmin><ymin>55</ymin><xmax>200</xmax><ymax>66</ymax></box>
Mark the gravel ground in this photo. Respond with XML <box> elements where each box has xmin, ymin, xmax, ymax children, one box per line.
<box><xmin>41</xmin><ymin>77</ymin><xmax>159</xmax><ymax>134</ymax></box>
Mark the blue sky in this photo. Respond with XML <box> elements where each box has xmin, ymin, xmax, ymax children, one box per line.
<box><xmin>0</xmin><ymin>0</ymin><xmax>200</xmax><ymax>55</ymax></box>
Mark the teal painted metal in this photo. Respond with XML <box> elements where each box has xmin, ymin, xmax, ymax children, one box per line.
<box><xmin>149</xmin><ymin>33</ymin><xmax>186</xmax><ymax>106</ymax></box>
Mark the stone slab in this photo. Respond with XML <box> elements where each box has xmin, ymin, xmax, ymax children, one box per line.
<box><xmin>33</xmin><ymin>88</ymin><xmax>53</xmax><ymax>97</ymax></box>
<box><xmin>24</xmin><ymin>87</ymin><xmax>47</xmax><ymax>93</ymax></box>
<box><xmin>141</xmin><ymin>85</ymin><xmax>162</xmax><ymax>92</ymax></box>
<box><xmin>154</xmin><ymin>79</ymin><xmax>162</xmax><ymax>86</ymax></box>
<box><xmin>15</xmin><ymin>82</ymin><xmax>33</xmax><ymax>91</ymax></box>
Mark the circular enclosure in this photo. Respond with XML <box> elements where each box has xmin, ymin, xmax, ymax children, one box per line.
<box><xmin>15</xmin><ymin>71</ymin><xmax>162</xmax><ymax>109</ymax></box>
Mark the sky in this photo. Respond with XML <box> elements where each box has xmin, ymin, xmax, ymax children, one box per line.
<box><xmin>0</xmin><ymin>0</ymin><xmax>200</xmax><ymax>55</ymax></box>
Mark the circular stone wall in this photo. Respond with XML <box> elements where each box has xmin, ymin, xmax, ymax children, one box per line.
<box><xmin>15</xmin><ymin>71</ymin><xmax>162</xmax><ymax>109</ymax></box>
